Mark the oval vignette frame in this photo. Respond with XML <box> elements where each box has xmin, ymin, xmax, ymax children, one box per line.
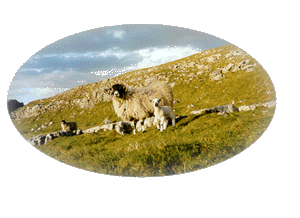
<box><xmin>7</xmin><ymin>24</ymin><xmax>276</xmax><ymax>177</ymax></box>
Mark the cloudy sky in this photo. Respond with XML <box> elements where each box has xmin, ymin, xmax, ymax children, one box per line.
<box><xmin>8</xmin><ymin>24</ymin><xmax>228</xmax><ymax>104</ymax></box>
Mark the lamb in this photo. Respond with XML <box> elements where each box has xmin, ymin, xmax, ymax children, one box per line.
<box><xmin>61</xmin><ymin>120</ymin><xmax>77</xmax><ymax>135</ymax></box>
<box><xmin>152</xmin><ymin>98</ymin><xmax>176</xmax><ymax>132</ymax></box>
<box><xmin>107</xmin><ymin>82</ymin><xmax>173</xmax><ymax>134</ymax></box>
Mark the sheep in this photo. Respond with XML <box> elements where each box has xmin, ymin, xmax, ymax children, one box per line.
<box><xmin>108</xmin><ymin>82</ymin><xmax>173</xmax><ymax>134</ymax></box>
<box><xmin>61</xmin><ymin>120</ymin><xmax>77</xmax><ymax>135</ymax></box>
<box><xmin>152</xmin><ymin>98</ymin><xmax>175</xmax><ymax>132</ymax></box>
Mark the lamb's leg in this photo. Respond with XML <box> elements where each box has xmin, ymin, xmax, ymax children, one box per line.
<box><xmin>155</xmin><ymin>117</ymin><xmax>160</xmax><ymax>130</ymax></box>
<box><xmin>160</xmin><ymin>118</ymin><xmax>165</xmax><ymax>132</ymax></box>
<box><xmin>163</xmin><ymin>119</ymin><xmax>168</xmax><ymax>131</ymax></box>
<box><xmin>172</xmin><ymin>115</ymin><xmax>176</xmax><ymax>127</ymax></box>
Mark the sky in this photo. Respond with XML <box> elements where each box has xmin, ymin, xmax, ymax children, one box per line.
<box><xmin>8</xmin><ymin>24</ymin><xmax>229</xmax><ymax>104</ymax></box>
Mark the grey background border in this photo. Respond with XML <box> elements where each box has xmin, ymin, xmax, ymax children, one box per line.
<box><xmin>1</xmin><ymin>1</ymin><xmax>299</xmax><ymax>217</ymax></box>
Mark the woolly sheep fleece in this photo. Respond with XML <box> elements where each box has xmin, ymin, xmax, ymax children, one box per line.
<box><xmin>111</xmin><ymin>82</ymin><xmax>173</xmax><ymax>122</ymax></box>
<box><xmin>61</xmin><ymin>120</ymin><xmax>77</xmax><ymax>132</ymax></box>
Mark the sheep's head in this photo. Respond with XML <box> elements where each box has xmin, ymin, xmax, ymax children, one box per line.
<box><xmin>152</xmin><ymin>98</ymin><xmax>161</xmax><ymax>107</ymax></box>
<box><xmin>111</xmin><ymin>84</ymin><xmax>127</xmax><ymax>98</ymax></box>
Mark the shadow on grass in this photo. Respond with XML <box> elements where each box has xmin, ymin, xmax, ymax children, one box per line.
<box><xmin>177</xmin><ymin>114</ymin><xmax>205</xmax><ymax>127</ymax></box>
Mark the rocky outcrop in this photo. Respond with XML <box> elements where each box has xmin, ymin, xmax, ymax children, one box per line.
<box><xmin>28</xmin><ymin>130</ymin><xmax>82</xmax><ymax>146</ymax></box>
<box><xmin>211</xmin><ymin>104</ymin><xmax>239</xmax><ymax>113</ymax></box>
<box><xmin>7</xmin><ymin>99</ymin><xmax>24</xmax><ymax>114</ymax></box>
<box><xmin>210</xmin><ymin>70</ymin><xmax>224</xmax><ymax>81</ymax></box>
<box><xmin>222</xmin><ymin>63</ymin><xmax>234</xmax><ymax>73</ymax></box>
<box><xmin>191</xmin><ymin>100</ymin><xmax>276</xmax><ymax>116</ymax></box>
<box><xmin>190</xmin><ymin>108</ymin><xmax>211</xmax><ymax>115</ymax></box>
<box><xmin>82</xmin><ymin>123</ymin><xmax>114</xmax><ymax>133</ymax></box>
<box><xmin>28</xmin><ymin>99</ymin><xmax>276</xmax><ymax>146</ymax></box>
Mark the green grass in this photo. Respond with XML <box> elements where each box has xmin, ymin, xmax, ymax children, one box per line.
<box><xmin>34</xmin><ymin>107</ymin><xmax>275</xmax><ymax>177</ymax></box>
<box><xmin>11</xmin><ymin>44</ymin><xmax>276</xmax><ymax>177</ymax></box>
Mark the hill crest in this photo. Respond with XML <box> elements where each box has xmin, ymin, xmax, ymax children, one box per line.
<box><xmin>10</xmin><ymin>44</ymin><xmax>276</xmax><ymax>140</ymax></box>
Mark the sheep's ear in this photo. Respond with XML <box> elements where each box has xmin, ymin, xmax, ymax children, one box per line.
<box><xmin>121</xmin><ymin>84</ymin><xmax>128</xmax><ymax>92</ymax></box>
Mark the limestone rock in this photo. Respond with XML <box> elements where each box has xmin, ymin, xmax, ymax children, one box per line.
<box><xmin>249</xmin><ymin>105</ymin><xmax>257</xmax><ymax>110</ymax></box>
<box><xmin>210</xmin><ymin>70</ymin><xmax>224</xmax><ymax>81</ymax></box>
<box><xmin>211</xmin><ymin>104</ymin><xmax>239</xmax><ymax>113</ymax></box>
<box><xmin>28</xmin><ymin>135</ymin><xmax>46</xmax><ymax>146</ymax></box>
<box><xmin>206</xmin><ymin>54</ymin><xmax>222</xmax><ymax>63</ymax></box>
<box><xmin>103</xmin><ymin>118</ymin><xmax>112</xmax><ymax>124</ymax></box>
<box><xmin>196</xmin><ymin>64</ymin><xmax>205</xmax><ymax>69</ymax></box>
<box><xmin>222</xmin><ymin>63</ymin><xmax>234</xmax><ymax>73</ymax></box>
<box><xmin>45</xmin><ymin>133</ymin><xmax>54</xmax><ymax>143</ymax></box>
<box><xmin>191</xmin><ymin>108</ymin><xmax>211</xmax><ymax>115</ymax></box>
<box><xmin>238</xmin><ymin>105</ymin><xmax>251</xmax><ymax>112</ymax></box>
<box><xmin>100</xmin><ymin>124</ymin><xmax>114</xmax><ymax>131</ymax></box>
<box><xmin>197</xmin><ymin>71</ymin><xmax>204</xmax><ymax>76</ymax></box>
<box><xmin>262</xmin><ymin>100</ymin><xmax>276</xmax><ymax>108</ymax></box>
<box><xmin>83</xmin><ymin>126</ymin><xmax>103</xmax><ymax>133</ymax></box>
<box><xmin>76</xmin><ymin>129</ymin><xmax>83</xmax><ymax>135</ymax></box>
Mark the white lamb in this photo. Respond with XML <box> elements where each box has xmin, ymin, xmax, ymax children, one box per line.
<box><xmin>152</xmin><ymin>98</ymin><xmax>175</xmax><ymax>132</ymax></box>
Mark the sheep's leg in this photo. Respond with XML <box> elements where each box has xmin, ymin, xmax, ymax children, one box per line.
<box><xmin>155</xmin><ymin>117</ymin><xmax>160</xmax><ymax>130</ymax></box>
<box><xmin>160</xmin><ymin>118</ymin><xmax>165</xmax><ymax>132</ymax></box>
<box><xmin>163</xmin><ymin>119</ymin><xmax>168</xmax><ymax>131</ymax></box>
<box><xmin>133</xmin><ymin>121</ymin><xmax>137</xmax><ymax>135</ymax></box>
<box><xmin>140</xmin><ymin>119</ymin><xmax>146</xmax><ymax>132</ymax></box>
<box><xmin>172</xmin><ymin>115</ymin><xmax>176</xmax><ymax>127</ymax></box>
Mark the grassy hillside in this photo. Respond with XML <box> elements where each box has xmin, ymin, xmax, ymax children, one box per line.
<box><xmin>11</xmin><ymin>44</ymin><xmax>276</xmax><ymax>177</ymax></box>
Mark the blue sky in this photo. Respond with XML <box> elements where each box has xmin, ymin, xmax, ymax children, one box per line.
<box><xmin>8</xmin><ymin>24</ymin><xmax>229</xmax><ymax>104</ymax></box>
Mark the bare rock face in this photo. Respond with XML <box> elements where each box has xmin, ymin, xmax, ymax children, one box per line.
<box><xmin>7</xmin><ymin>99</ymin><xmax>24</xmax><ymax>114</ymax></box>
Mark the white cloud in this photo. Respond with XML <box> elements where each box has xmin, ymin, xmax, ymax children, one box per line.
<box><xmin>113</xmin><ymin>30</ymin><xmax>125</xmax><ymax>39</ymax></box>
<box><xmin>18</xmin><ymin>68</ymin><xmax>43</xmax><ymax>73</ymax></box>
<box><xmin>9</xmin><ymin>46</ymin><xmax>200</xmax><ymax>104</ymax></box>
<box><xmin>105</xmin><ymin>30</ymin><xmax>126</xmax><ymax>39</ymax></box>
<box><xmin>29</xmin><ymin>48</ymin><xmax>128</xmax><ymax>61</ymax></box>
<box><xmin>125</xmin><ymin>46</ymin><xmax>199</xmax><ymax>71</ymax></box>
<box><xmin>29</xmin><ymin>88</ymin><xmax>54</xmax><ymax>97</ymax></box>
